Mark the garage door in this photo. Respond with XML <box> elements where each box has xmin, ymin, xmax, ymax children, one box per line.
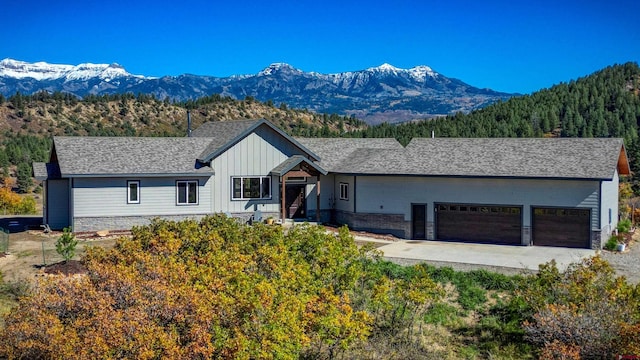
<box><xmin>435</xmin><ymin>204</ymin><xmax>522</xmax><ymax>245</ymax></box>
<box><xmin>532</xmin><ymin>207</ymin><xmax>590</xmax><ymax>248</ymax></box>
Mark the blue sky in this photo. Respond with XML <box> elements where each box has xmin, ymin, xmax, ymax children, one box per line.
<box><xmin>3</xmin><ymin>0</ymin><xmax>639</xmax><ymax>94</ymax></box>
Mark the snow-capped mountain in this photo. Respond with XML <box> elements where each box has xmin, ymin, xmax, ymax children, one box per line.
<box><xmin>0</xmin><ymin>58</ymin><xmax>514</xmax><ymax>124</ymax></box>
<box><xmin>0</xmin><ymin>58</ymin><xmax>147</xmax><ymax>82</ymax></box>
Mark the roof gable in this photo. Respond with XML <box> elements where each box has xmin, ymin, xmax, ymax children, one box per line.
<box><xmin>192</xmin><ymin>119</ymin><xmax>320</xmax><ymax>162</ymax></box>
<box><xmin>270</xmin><ymin>155</ymin><xmax>328</xmax><ymax>176</ymax></box>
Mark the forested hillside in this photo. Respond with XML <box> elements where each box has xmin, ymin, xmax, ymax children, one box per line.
<box><xmin>0</xmin><ymin>92</ymin><xmax>364</xmax><ymax>176</ymax></box>
<box><xmin>355</xmin><ymin>62</ymin><xmax>639</xmax><ymax>154</ymax></box>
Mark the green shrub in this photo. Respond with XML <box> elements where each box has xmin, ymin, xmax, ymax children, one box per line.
<box><xmin>617</xmin><ymin>219</ymin><xmax>632</xmax><ymax>233</ymax></box>
<box><xmin>423</xmin><ymin>303</ymin><xmax>461</xmax><ymax>326</ymax></box>
<box><xmin>55</xmin><ymin>227</ymin><xmax>78</xmax><ymax>263</ymax></box>
<box><xmin>466</xmin><ymin>269</ymin><xmax>518</xmax><ymax>291</ymax></box>
<box><xmin>457</xmin><ymin>284</ymin><xmax>487</xmax><ymax>311</ymax></box>
<box><xmin>425</xmin><ymin>265</ymin><xmax>457</xmax><ymax>283</ymax></box>
<box><xmin>604</xmin><ymin>235</ymin><xmax>620</xmax><ymax>251</ymax></box>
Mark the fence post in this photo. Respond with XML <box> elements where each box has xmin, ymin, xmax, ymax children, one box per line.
<box><xmin>0</xmin><ymin>227</ymin><xmax>8</xmax><ymax>254</ymax></box>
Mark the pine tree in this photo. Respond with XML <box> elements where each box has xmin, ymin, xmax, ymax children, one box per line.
<box><xmin>55</xmin><ymin>227</ymin><xmax>78</xmax><ymax>263</ymax></box>
<box><xmin>16</xmin><ymin>162</ymin><xmax>32</xmax><ymax>193</ymax></box>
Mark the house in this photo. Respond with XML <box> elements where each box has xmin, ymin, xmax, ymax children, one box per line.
<box><xmin>33</xmin><ymin>119</ymin><xmax>326</xmax><ymax>231</ymax></box>
<box><xmin>33</xmin><ymin>119</ymin><xmax>630</xmax><ymax>249</ymax></box>
<box><xmin>297</xmin><ymin>137</ymin><xmax>630</xmax><ymax>249</ymax></box>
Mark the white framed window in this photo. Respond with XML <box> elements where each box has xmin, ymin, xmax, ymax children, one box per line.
<box><xmin>339</xmin><ymin>182</ymin><xmax>349</xmax><ymax>200</ymax></box>
<box><xmin>176</xmin><ymin>180</ymin><xmax>198</xmax><ymax>205</ymax></box>
<box><xmin>232</xmin><ymin>176</ymin><xmax>271</xmax><ymax>200</ymax></box>
<box><xmin>127</xmin><ymin>180</ymin><xmax>140</xmax><ymax>204</ymax></box>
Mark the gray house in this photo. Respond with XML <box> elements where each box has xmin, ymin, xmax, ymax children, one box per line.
<box><xmin>298</xmin><ymin>137</ymin><xmax>630</xmax><ymax>249</ymax></box>
<box><xmin>34</xmin><ymin>119</ymin><xmax>630</xmax><ymax>249</ymax></box>
<box><xmin>33</xmin><ymin>119</ymin><xmax>326</xmax><ymax>232</ymax></box>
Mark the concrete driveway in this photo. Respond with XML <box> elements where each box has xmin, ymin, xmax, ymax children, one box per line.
<box><xmin>371</xmin><ymin>239</ymin><xmax>596</xmax><ymax>273</ymax></box>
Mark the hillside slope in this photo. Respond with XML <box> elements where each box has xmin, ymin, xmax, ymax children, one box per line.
<box><xmin>0</xmin><ymin>92</ymin><xmax>366</xmax><ymax>171</ymax></box>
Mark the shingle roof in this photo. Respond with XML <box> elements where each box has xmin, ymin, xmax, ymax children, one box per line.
<box><xmin>270</xmin><ymin>155</ymin><xmax>328</xmax><ymax>176</ymax></box>
<box><xmin>49</xmin><ymin>120</ymin><xmax>323</xmax><ymax>178</ymax></box>
<box><xmin>192</xmin><ymin>119</ymin><xmax>320</xmax><ymax>162</ymax></box>
<box><xmin>295</xmin><ymin>138</ymin><xmax>403</xmax><ymax>171</ymax></box>
<box><xmin>190</xmin><ymin>119</ymin><xmax>261</xmax><ymax>161</ymax></box>
<box><xmin>32</xmin><ymin>162</ymin><xmax>60</xmax><ymax>180</ymax></box>
<box><xmin>330</xmin><ymin>138</ymin><xmax>627</xmax><ymax>180</ymax></box>
<box><xmin>53</xmin><ymin>137</ymin><xmax>214</xmax><ymax>177</ymax></box>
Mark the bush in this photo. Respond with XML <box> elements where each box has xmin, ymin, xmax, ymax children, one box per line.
<box><xmin>466</xmin><ymin>269</ymin><xmax>518</xmax><ymax>291</ymax></box>
<box><xmin>617</xmin><ymin>218</ymin><xmax>632</xmax><ymax>233</ymax></box>
<box><xmin>0</xmin><ymin>217</ymin><xmax>384</xmax><ymax>359</ymax></box>
<box><xmin>604</xmin><ymin>235</ymin><xmax>620</xmax><ymax>251</ymax></box>
<box><xmin>423</xmin><ymin>303</ymin><xmax>460</xmax><ymax>326</ymax></box>
<box><xmin>0</xmin><ymin>187</ymin><xmax>37</xmax><ymax>215</ymax></box>
<box><xmin>55</xmin><ymin>227</ymin><xmax>77</xmax><ymax>263</ymax></box>
<box><xmin>519</xmin><ymin>256</ymin><xmax>640</xmax><ymax>359</ymax></box>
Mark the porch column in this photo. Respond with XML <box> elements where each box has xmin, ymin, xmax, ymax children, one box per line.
<box><xmin>316</xmin><ymin>175</ymin><xmax>321</xmax><ymax>223</ymax></box>
<box><xmin>281</xmin><ymin>176</ymin><xmax>286</xmax><ymax>221</ymax></box>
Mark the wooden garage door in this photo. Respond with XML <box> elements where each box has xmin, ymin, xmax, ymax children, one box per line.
<box><xmin>435</xmin><ymin>204</ymin><xmax>522</xmax><ymax>245</ymax></box>
<box><xmin>532</xmin><ymin>207</ymin><xmax>590</xmax><ymax>248</ymax></box>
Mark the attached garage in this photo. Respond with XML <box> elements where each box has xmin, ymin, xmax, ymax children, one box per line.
<box><xmin>532</xmin><ymin>207</ymin><xmax>591</xmax><ymax>248</ymax></box>
<box><xmin>435</xmin><ymin>203</ymin><xmax>522</xmax><ymax>245</ymax></box>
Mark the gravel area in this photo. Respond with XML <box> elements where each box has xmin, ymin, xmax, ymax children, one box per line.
<box><xmin>600</xmin><ymin>232</ymin><xmax>640</xmax><ymax>284</ymax></box>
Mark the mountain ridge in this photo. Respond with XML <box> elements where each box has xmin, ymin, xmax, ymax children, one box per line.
<box><xmin>0</xmin><ymin>58</ymin><xmax>514</xmax><ymax>124</ymax></box>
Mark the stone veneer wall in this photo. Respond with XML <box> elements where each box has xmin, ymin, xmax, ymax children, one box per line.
<box><xmin>594</xmin><ymin>228</ymin><xmax>606</xmax><ymax>250</ymax></box>
<box><xmin>335</xmin><ymin>210</ymin><xmax>411</xmax><ymax>238</ymax></box>
<box><xmin>74</xmin><ymin>212</ymin><xmax>281</xmax><ymax>232</ymax></box>
<box><xmin>74</xmin><ymin>214</ymin><xmax>209</xmax><ymax>232</ymax></box>
<box><xmin>522</xmin><ymin>226</ymin><xmax>532</xmax><ymax>246</ymax></box>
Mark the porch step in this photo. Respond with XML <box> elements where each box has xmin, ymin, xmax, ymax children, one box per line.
<box><xmin>278</xmin><ymin>218</ymin><xmax>320</xmax><ymax>228</ymax></box>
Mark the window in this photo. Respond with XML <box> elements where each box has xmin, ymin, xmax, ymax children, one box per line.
<box><xmin>127</xmin><ymin>180</ymin><xmax>140</xmax><ymax>204</ymax></box>
<box><xmin>177</xmin><ymin>180</ymin><xmax>198</xmax><ymax>205</ymax></box>
<box><xmin>232</xmin><ymin>177</ymin><xmax>271</xmax><ymax>200</ymax></box>
<box><xmin>339</xmin><ymin>182</ymin><xmax>349</xmax><ymax>200</ymax></box>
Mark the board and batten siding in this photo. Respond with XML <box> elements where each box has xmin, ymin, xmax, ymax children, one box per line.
<box><xmin>600</xmin><ymin>169</ymin><xmax>620</xmax><ymax>233</ymax></box>
<box><xmin>72</xmin><ymin>177</ymin><xmax>212</xmax><ymax>217</ymax></box>
<box><xmin>305</xmin><ymin>174</ymin><xmax>335</xmax><ymax>211</ymax></box>
<box><xmin>355</xmin><ymin>176</ymin><xmax>601</xmax><ymax>230</ymax></box>
<box><xmin>209</xmin><ymin>125</ymin><xmax>309</xmax><ymax>214</ymax></box>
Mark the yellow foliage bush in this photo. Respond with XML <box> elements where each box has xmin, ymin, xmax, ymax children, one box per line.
<box><xmin>0</xmin><ymin>187</ymin><xmax>36</xmax><ymax>215</ymax></box>
<box><xmin>0</xmin><ymin>216</ymin><xmax>395</xmax><ymax>359</ymax></box>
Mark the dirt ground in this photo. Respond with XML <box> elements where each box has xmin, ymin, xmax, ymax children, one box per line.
<box><xmin>0</xmin><ymin>217</ymin><xmax>119</xmax><ymax>284</ymax></box>
<box><xmin>600</xmin><ymin>229</ymin><xmax>640</xmax><ymax>284</ymax></box>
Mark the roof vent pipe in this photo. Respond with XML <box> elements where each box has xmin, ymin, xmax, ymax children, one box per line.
<box><xmin>187</xmin><ymin>110</ymin><xmax>192</xmax><ymax>137</ymax></box>
<box><xmin>431</xmin><ymin>130</ymin><xmax>435</xmax><ymax>138</ymax></box>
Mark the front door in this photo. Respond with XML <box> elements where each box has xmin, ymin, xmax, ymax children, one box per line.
<box><xmin>285</xmin><ymin>185</ymin><xmax>306</xmax><ymax>219</ymax></box>
<box><xmin>412</xmin><ymin>204</ymin><xmax>426</xmax><ymax>239</ymax></box>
